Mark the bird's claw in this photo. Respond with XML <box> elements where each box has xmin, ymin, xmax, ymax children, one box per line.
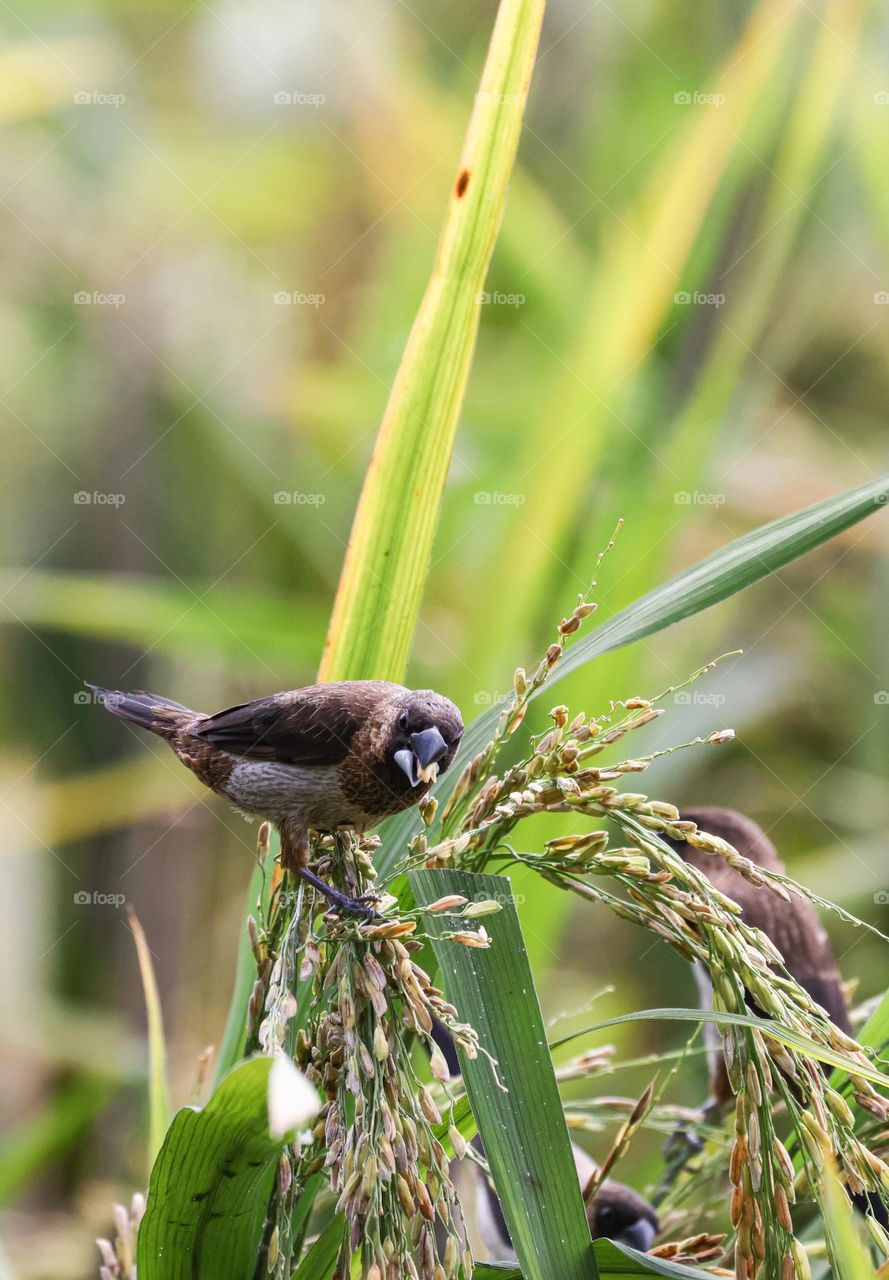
<box><xmin>663</xmin><ymin>1126</ymin><xmax>704</xmax><ymax>1161</ymax></box>
<box><xmin>293</xmin><ymin>865</ymin><xmax>382</xmax><ymax>921</ymax></box>
<box><xmin>324</xmin><ymin>891</ymin><xmax>382</xmax><ymax>922</ymax></box>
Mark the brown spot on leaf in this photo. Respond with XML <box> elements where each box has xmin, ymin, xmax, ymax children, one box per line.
<box><xmin>455</xmin><ymin>169</ymin><xmax>470</xmax><ymax>198</ymax></box>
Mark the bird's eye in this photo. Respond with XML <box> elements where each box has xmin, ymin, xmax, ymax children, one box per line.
<box><xmin>399</xmin><ymin>710</ymin><xmax>409</xmax><ymax>730</ymax></box>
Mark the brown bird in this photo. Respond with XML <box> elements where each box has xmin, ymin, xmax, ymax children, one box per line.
<box><xmin>662</xmin><ymin>805</ymin><xmax>851</xmax><ymax>1106</ymax></box>
<box><xmin>659</xmin><ymin>807</ymin><xmax>889</xmax><ymax>1227</ymax></box>
<box><xmin>88</xmin><ymin>680</ymin><xmax>463</xmax><ymax>915</ymax></box>
<box><xmin>472</xmin><ymin>1142</ymin><xmax>659</xmax><ymax>1263</ymax></box>
<box><xmin>430</xmin><ymin>1019</ymin><xmax>659</xmax><ymax>1260</ymax></box>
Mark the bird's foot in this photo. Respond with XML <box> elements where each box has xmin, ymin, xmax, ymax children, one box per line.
<box><xmin>663</xmin><ymin>1125</ymin><xmax>704</xmax><ymax>1162</ymax></box>
<box><xmin>293</xmin><ymin>865</ymin><xmax>381</xmax><ymax>921</ymax></box>
<box><xmin>654</xmin><ymin>1101</ymin><xmax>722</xmax><ymax>1206</ymax></box>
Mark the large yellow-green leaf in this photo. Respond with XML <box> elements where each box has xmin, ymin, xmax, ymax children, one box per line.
<box><xmin>318</xmin><ymin>0</ymin><xmax>546</xmax><ymax>682</ymax></box>
<box><xmin>565</xmin><ymin>0</ymin><xmax>867</xmax><ymax>678</ymax></box>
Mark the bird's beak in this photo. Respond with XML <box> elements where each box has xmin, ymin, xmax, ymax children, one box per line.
<box><xmin>394</xmin><ymin>748</ymin><xmax>419</xmax><ymax>787</ymax></box>
<box><xmin>411</xmin><ymin>726</ymin><xmax>448</xmax><ymax>783</ymax></box>
<box><xmin>614</xmin><ymin>1220</ymin><xmax>656</xmax><ymax>1254</ymax></box>
<box><xmin>394</xmin><ymin>726</ymin><xmax>448</xmax><ymax>787</ymax></box>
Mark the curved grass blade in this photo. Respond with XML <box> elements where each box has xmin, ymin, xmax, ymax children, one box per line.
<box><xmin>552</xmin><ymin>476</ymin><xmax>889</xmax><ymax>683</ymax></box>
<box><xmin>820</xmin><ymin>1153</ymin><xmax>876</xmax><ymax>1279</ymax></box>
<box><xmin>475</xmin><ymin>1239</ymin><xmax>716</xmax><ymax>1280</ymax></box>
<box><xmin>136</xmin><ymin>1057</ymin><xmax>283</xmax><ymax>1280</ymax></box>
<box><xmin>550</xmin><ymin>1008</ymin><xmax>889</xmax><ymax>1088</ymax></box>
<box><xmin>319</xmin><ymin>0</ymin><xmax>546</xmax><ymax>682</ymax></box>
<box><xmin>378</xmin><ymin>475</ymin><xmax>889</xmax><ymax>870</ymax></box>
<box><xmin>213</xmin><ymin>848</ymin><xmax>276</xmax><ymax>1086</ymax></box>
<box><xmin>127</xmin><ymin>909</ymin><xmax>171</xmax><ymax>1167</ymax></box>
<box><xmin>291</xmin><ymin>1215</ymin><xmax>344</xmax><ymax>1279</ymax></box>
<box><xmin>410</xmin><ymin>868</ymin><xmax>599</xmax><ymax>1280</ymax></box>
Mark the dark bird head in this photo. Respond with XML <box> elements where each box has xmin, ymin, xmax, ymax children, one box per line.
<box><xmin>389</xmin><ymin>689</ymin><xmax>463</xmax><ymax>790</ymax></box>
<box><xmin>587</xmin><ymin>1181</ymin><xmax>659</xmax><ymax>1252</ymax></box>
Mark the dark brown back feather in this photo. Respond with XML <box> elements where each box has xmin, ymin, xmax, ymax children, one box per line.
<box><xmin>668</xmin><ymin>807</ymin><xmax>851</xmax><ymax>1034</ymax></box>
<box><xmin>192</xmin><ymin>680</ymin><xmax>406</xmax><ymax>766</ymax></box>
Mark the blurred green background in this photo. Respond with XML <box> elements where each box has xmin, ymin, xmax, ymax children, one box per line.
<box><xmin>1</xmin><ymin>0</ymin><xmax>888</xmax><ymax>1274</ymax></box>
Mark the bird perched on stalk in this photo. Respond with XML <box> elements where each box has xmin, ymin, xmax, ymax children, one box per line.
<box><xmin>430</xmin><ymin>1020</ymin><xmax>659</xmax><ymax>1261</ymax></box>
<box><xmin>661</xmin><ymin>806</ymin><xmax>888</xmax><ymax>1227</ymax></box>
<box><xmin>662</xmin><ymin>806</ymin><xmax>851</xmax><ymax>1107</ymax></box>
<box><xmin>87</xmin><ymin>680</ymin><xmax>463</xmax><ymax>916</ymax></box>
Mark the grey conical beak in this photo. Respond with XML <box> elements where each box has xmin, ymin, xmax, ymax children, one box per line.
<box><xmin>394</xmin><ymin>727</ymin><xmax>448</xmax><ymax>788</ymax></box>
<box><xmin>411</xmin><ymin>727</ymin><xmax>447</xmax><ymax>770</ymax></box>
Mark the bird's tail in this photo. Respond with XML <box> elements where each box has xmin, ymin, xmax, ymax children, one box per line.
<box><xmin>86</xmin><ymin>685</ymin><xmax>195</xmax><ymax>738</ymax></box>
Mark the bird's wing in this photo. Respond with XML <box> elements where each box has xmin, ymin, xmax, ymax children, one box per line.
<box><xmin>191</xmin><ymin>681</ymin><xmax>401</xmax><ymax>766</ymax></box>
<box><xmin>774</xmin><ymin>895</ymin><xmax>853</xmax><ymax>1034</ymax></box>
<box><xmin>672</xmin><ymin>810</ymin><xmax>852</xmax><ymax>1034</ymax></box>
<box><xmin>706</xmin><ymin>870</ymin><xmax>852</xmax><ymax>1034</ymax></box>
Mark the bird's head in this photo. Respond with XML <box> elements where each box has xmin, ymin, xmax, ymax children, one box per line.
<box><xmin>389</xmin><ymin>689</ymin><xmax>463</xmax><ymax>791</ymax></box>
<box><xmin>587</xmin><ymin>1182</ymin><xmax>659</xmax><ymax>1253</ymax></box>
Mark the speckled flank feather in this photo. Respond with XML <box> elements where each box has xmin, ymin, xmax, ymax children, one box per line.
<box><xmin>224</xmin><ymin>760</ymin><xmax>364</xmax><ymax>828</ymax></box>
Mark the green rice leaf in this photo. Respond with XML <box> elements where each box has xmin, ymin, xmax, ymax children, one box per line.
<box><xmin>410</xmin><ymin>867</ymin><xmax>599</xmax><ymax>1280</ymax></box>
<box><xmin>128</xmin><ymin>910</ymin><xmax>171</xmax><ymax>1167</ymax></box>
<box><xmin>820</xmin><ymin>1154</ymin><xmax>877</xmax><ymax>1279</ymax></box>
<box><xmin>474</xmin><ymin>1239</ymin><xmax>715</xmax><ymax>1279</ymax></box>
<box><xmin>136</xmin><ymin>1057</ymin><xmax>281</xmax><ymax>1280</ymax></box>
<box><xmin>550</xmin><ymin>1008</ymin><xmax>889</xmax><ymax>1088</ymax></box>
<box><xmin>291</xmin><ymin>1216</ymin><xmax>345</xmax><ymax>1279</ymax></box>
